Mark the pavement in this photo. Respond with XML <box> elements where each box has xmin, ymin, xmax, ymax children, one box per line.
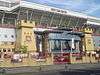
<box><xmin>1</xmin><ymin>63</ymin><xmax>100</xmax><ymax>75</ymax></box>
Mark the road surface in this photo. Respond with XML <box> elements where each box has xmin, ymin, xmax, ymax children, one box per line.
<box><xmin>1</xmin><ymin>63</ymin><xmax>100</xmax><ymax>75</ymax></box>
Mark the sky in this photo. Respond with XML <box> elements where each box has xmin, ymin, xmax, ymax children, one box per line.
<box><xmin>26</xmin><ymin>0</ymin><xmax>100</xmax><ymax>18</ymax></box>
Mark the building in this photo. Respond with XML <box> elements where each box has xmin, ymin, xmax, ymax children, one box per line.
<box><xmin>0</xmin><ymin>0</ymin><xmax>100</xmax><ymax>67</ymax></box>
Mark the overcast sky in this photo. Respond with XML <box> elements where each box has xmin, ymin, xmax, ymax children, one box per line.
<box><xmin>26</xmin><ymin>0</ymin><xmax>100</xmax><ymax>18</ymax></box>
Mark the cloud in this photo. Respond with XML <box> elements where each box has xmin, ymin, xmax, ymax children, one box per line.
<box><xmin>85</xmin><ymin>3</ymin><xmax>100</xmax><ymax>14</ymax></box>
<box><xmin>30</xmin><ymin>0</ymin><xmax>90</xmax><ymax>11</ymax></box>
<box><xmin>27</xmin><ymin>0</ymin><xmax>100</xmax><ymax>17</ymax></box>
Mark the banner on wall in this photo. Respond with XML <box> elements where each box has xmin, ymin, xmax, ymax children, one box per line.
<box><xmin>53</xmin><ymin>53</ymin><xmax>70</xmax><ymax>64</ymax></box>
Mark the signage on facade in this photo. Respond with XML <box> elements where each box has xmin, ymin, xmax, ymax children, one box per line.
<box><xmin>51</xmin><ymin>8</ymin><xmax>67</xmax><ymax>14</ymax></box>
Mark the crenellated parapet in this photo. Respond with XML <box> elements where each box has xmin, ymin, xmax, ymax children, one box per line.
<box><xmin>17</xmin><ymin>20</ymin><xmax>35</xmax><ymax>28</ymax></box>
<box><xmin>81</xmin><ymin>27</ymin><xmax>93</xmax><ymax>34</ymax></box>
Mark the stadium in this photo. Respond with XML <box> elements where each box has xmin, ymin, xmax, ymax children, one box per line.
<box><xmin>0</xmin><ymin>0</ymin><xmax>100</xmax><ymax>67</ymax></box>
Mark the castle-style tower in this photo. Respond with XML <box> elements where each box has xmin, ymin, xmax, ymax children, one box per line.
<box><xmin>82</xmin><ymin>28</ymin><xmax>94</xmax><ymax>52</ymax></box>
<box><xmin>16</xmin><ymin>20</ymin><xmax>36</xmax><ymax>52</ymax></box>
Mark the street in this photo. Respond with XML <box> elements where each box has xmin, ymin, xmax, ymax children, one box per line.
<box><xmin>7</xmin><ymin>69</ymin><xmax>100</xmax><ymax>75</ymax></box>
<box><xmin>6</xmin><ymin>63</ymin><xmax>100</xmax><ymax>75</ymax></box>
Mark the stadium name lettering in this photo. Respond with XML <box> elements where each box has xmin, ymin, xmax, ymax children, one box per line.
<box><xmin>51</xmin><ymin>8</ymin><xmax>67</xmax><ymax>14</ymax></box>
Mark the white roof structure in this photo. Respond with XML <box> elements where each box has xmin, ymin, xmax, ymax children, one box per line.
<box><xmin>87</xmin><ymin>21</ymin><xmax>100</xmax><ymax>26</ymax></box>
<box><xmin>0</xmin><ymin>0</ymin><xmax>100</xmax><ymax>25</ymax></box>
<box><xmin>0</xmin><ymin>0</ymin><xmax>87</xmax><ymax>18</ymax></box>
<box><xmin>20</xmin><ymin>1</ymin><xmax>87</xmax><ymax>19</ymax></box>
<box><xmin>0</xmin><ymin>0</ymin><xmax>20</xmax><ymax>11</ymax></box>
<box><xmin>20</xmin><ymin>1</ymin><xmax>100</xmax><ymax>26</ymax></box>
<box><xmin>87</xmin><ymin>16</ymin><xmax>100</xmax><ymax>25</ymax></box>
<box><xmin>0</xmin><ymin>0</ymin><xmax>20</xmax><ymax>3</ymax></box>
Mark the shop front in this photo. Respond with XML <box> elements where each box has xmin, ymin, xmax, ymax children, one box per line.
<box><xmin>48</xmin><ymin>31</ymin><xmax>83</xmax><ymax>64</ymax></box>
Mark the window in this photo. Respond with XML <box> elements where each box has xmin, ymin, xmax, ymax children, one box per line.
<box><xmin>11</xmin><ymin>42</ymin><xmax>14</xmax><ymax>45</ymax></box>
<box><xmin>75</xmin><ymin>41</ymin><xmax>80</xmax><ymax>50</ymax></box>
<box><xmin>3</xmin><ymin>49</ymin><xmax>6</xmax><ymax>52</ymax></box>
<box><xmin>88</xmin><ymin>39</ymin><xmax>91</xmax><ymax>44</ymax></box>
<box><xmin>62</xmin><ymin>40</ymin><xmax>71</xmax><ymax>51</ymax></box>
<box><xmin>8</xmin><ymin>49</ymin><xmax>11</xmax><ymax>52</ymax></box>
<box><xmin>11</xmin><ymin>35</ymin><xmax>14</xmax><ymax>38</ymax></box>
<box><xmin>12</xmin><ymin>48</ymin><xmax>15</xmax><ymax>52</ymax></box>
<box><xmin>50</xmin><ymin>40</ymin><xmax>61</xmax><ymax>52</ymax></box>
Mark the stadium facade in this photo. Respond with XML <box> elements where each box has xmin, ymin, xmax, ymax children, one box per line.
<box><xmin>0</xmin><ymin>0</ymin><xmax>100</xmax><ymax>67</ymax></box>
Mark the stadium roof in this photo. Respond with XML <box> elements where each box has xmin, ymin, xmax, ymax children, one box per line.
<box><xmin>0</xmin><ymin>0</ymin><xmax>100</xmax><ymax>25</ymax></box>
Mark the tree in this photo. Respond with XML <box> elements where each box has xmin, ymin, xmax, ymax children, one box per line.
<box><xmin>20</xmin><ymin>45</ymin><xmax>28</xmax><ymax>53</ymax></box>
